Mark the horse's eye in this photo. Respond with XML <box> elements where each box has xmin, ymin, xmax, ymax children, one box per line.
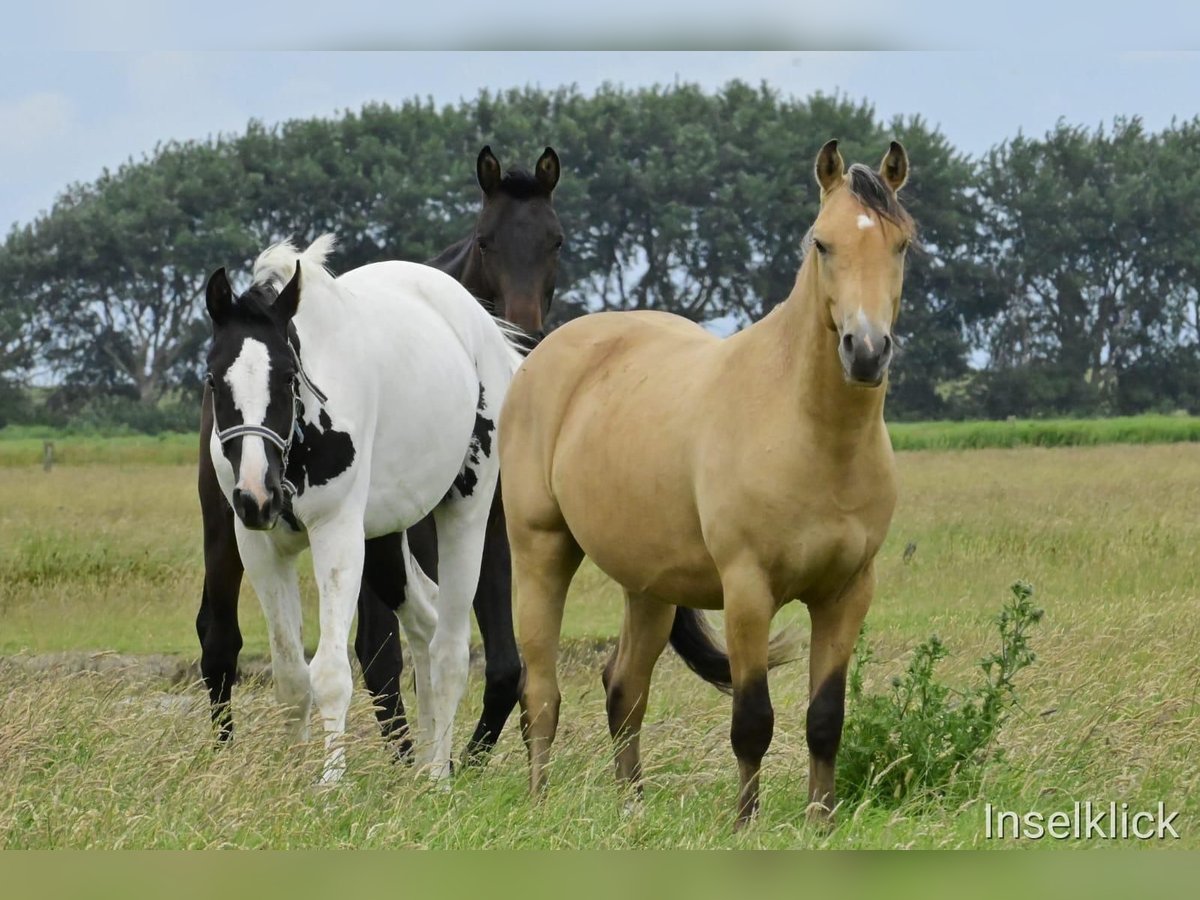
<box><xmin>897</xmin><ymin>239</ymin><xmax>911</xmax><ymax>254</ymax></box>
<box><xmin>477</xmin><ymin>238</ymin><xmax>489</xmax><ymax>253</ymax></box>
<box><xmin>813</xmin><ymin>239</ymin><xmax>828</xmax><ymax>256</ymax></box>
<box><xmin>553</xmin><ymin>237</ymin><xmax>564</xmax><ymax>251</ymax></box>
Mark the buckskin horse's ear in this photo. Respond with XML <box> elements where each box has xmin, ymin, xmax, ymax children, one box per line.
<box><xmin>535</xmin><ymin>147</ymin><xmax>560</xmax><ymax>195</ymax></box>
<box><xmin>275</xmin><ymin>262</ymin><xmax>302</xmax><ymax>322</ymax></box>
<box><xmin>879</xmin><ymin>140</ymin><xmax>909</xmax><ymax>192</ymax></box>
<box><xmin>814</xmin><ymin>139</ymin><xmax>845</xmax><ymax>195</ymax></box>
<box><xmin>205</xmin><ymin>267</ymin><xmax>233</xmax><ymax>325</ymax></box>
<box><xmin>477</xmin><ymin>145</ymin><xmax>503</xmax><ymax>196</ymax></box>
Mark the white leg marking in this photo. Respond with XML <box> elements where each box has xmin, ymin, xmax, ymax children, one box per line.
<box><xmin>427</xmin><ymin>486</ymin><xmax>495</xmax><ymax>781</ymax></box>
<box><xmin>396</xmin><ymin>532</ymin><xmax>439</xmax><ymax>767</ymax></box>
<box><xmin>307</xmin><ymin>515</ymin><xmax>366</xmax><ymax>785</ymax></box>
<box><xmin>235</xmin><ymin>528</ymin><xmax>310</xmax><ymax>742</ymax></box>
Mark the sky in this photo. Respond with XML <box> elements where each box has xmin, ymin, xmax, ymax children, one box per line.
<box><xmin>4</xmin><ymin>3</ymin><xmax>1200</xmax><ymax>230</ymax></box>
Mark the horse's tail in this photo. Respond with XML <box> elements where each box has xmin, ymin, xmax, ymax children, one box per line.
<box><xmin>668</xmin><ymin>607</ymin><xmax>801</xmax><ymax>694</ymax></box>
<box><xmin>252</xmin><ymin>233</ymin><xmax>337</xmax><ymax>289</ymax></box>
<box><xmin>488</xmin><ymin>316</ymin><xmax>530</xmax><ymax>374</ymax></box>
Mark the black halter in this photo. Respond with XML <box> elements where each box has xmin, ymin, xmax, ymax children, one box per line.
<box><xmin>209</xmin><ymin>341</ymin><xmax>328</xmax><ymax>498</ymax></box>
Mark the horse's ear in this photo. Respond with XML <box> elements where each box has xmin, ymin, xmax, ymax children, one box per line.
<box><xmin>477</xmin><ymin>145</ymin><xmax>503</xmax><ymax>196</ymax></box>
<box><xmin>535</xmin><ymin>147</ymin><xmax>560</xmax><ymax>195</ymax></box>
<box><xmin>206</xmin><ymin>267</ymin><xmax>233</xmax><ymax>325</ymax></box>
<box><xmin>275</xmin><ymin>262</ymin><xmax>302</xmax><ymax>322</ymax></box>
<box><xmin>814</xmin><ymin>139</ymin><xmax>845</xmax><ymax>194</ymax></box>
<box><xmin>879</xmin><ymin>140</ymin><xmax>909</xmax><ymax>192</ymax></box>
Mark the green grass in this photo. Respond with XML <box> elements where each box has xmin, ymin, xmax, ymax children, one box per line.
<box><xmin>1</xmin><ymin>444</ymin><xmax>1197</xmax><ymax>847</ymax></box>
<box><xmin>888</xmin><ymin>414</ymin><xmax>1200</xmax><ymax>450</ymax></box>
<box><xmin>0</xmin><ymin>428</ymin><xmax>195</xmax><ymax>467</ymax></box>
<box><xmin>5</xmin><ymin>415</ymin><xmax>1197</xmax><ymax>468</ymax></box>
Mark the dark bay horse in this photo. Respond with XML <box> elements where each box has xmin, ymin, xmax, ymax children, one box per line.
<box><xmin>196</xmin><ymin>146</ymin><xmax>563</xmax><ymax>763</ymax></box>
<box><xmin>501</xmin><ymin>141</ymin><xmax>912</xmax><ymax>826</ymax></box>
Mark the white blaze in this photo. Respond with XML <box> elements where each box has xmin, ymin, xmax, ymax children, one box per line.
<box><xmin>856</xmin><ymin>214</ymin><xmax>875</xmax><ymax>230</ymax></box>
<box><xmin>224</xmin><ymin>338</ymin><xmax>272</xmax><ymax>503</ymax></box>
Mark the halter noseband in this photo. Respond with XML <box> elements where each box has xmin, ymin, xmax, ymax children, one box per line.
<box><xmin>209</xmin><ymin>341</ymin><xmax>327</xmax><ymax>499</ymax></box>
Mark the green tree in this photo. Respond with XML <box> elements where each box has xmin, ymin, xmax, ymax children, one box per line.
<box><xmin>978</xmin><ymin>117</ymin><xmax>1200</xmax><ymax>415</ymax></box>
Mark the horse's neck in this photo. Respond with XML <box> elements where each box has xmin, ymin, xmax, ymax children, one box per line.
<box><xmin>733</xmin><ymin>257</ymin><xmax>886</xmax><ymax>447</ymax></box>
<box><xmin>428</xmin><ymin>235</ymin><xmax>490</xmax><ymax>303</ymax></box>
<box><xmin>291</xmin><ymin>282</ymin><xmax>350</xmax><ymax>375</ymax></box>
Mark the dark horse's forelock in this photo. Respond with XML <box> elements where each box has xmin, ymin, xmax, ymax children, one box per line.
<box><xmin>227</xmin><ymin>282</ymin><xmax>280</xmax><ymax>325</ymax></box>
<box><xmin>496</xmin><ymin>167</ymin><xmax>543</xmax><ymax>200</ymax></box>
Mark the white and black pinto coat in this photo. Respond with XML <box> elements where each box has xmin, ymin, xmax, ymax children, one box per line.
<box><xmin>204</xmin><ymin>235</ymin><xmax>523</xmax><ymax>782</ymax></box>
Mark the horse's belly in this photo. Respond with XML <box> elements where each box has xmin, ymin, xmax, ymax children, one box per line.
<box><xmin>557</xmin><ymin>477</ymin><xmax>725</xmax><ymax>607</ymax></box>
<box><xmin>363</xmin><ymin>368</ymin><xmax>479</xmax><ymax>537</ymax></box>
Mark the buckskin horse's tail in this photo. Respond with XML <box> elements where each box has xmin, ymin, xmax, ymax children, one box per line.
<box><xmin>668</xmin><ymin>607</ymin><xmax>800</xmax><ymax>694</ymax></box>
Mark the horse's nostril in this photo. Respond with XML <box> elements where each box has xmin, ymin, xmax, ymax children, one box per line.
<box><xmin>883</xmin><ymin>335</ymin><xmax>893</xmax><ymax>355</ymax></box>
<box><xmin>842</xmin><ymin>333</ymin><xmax>854</xmax><ymax>354</ymax></box>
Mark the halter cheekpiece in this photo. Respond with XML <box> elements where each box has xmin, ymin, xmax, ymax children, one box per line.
<box><xmin>209</xmin><ymin>341</ymin><xmax>327</xmax><ymax>498</ymax></box>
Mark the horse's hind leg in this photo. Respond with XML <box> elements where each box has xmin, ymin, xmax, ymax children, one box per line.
<box><xmin>603</xmin><ymin>593</ymin><xmax>674</xmax><ymax>792</ymax></box>
<box><xmin>805</xmin><ymin>563</ymin><xmax>874</xmax><ymax>824</ymax></box>
<box><xmin>396</xmin><ymin>532</ymin><xmax>439</xmax><ymax>767</ymax></box>
<box><xmin>462</xmin><ymin>490</ymin><xmax>522</xmax><ymax>766</ymax></box>
<box><xmin>357</xmin><ymin>532</ymin><xmax>414</xmax><ymax>762</ymax></box>
<box><xmin>197</xmin><ymin>416</ymin><xmax>244</xmax><ymax>743</ymax></box>
<box><xmin>513</xmin><ymin>525</ymin><xmax>584</xmax><ymax>796</ymax></box>
<box><xmin>426</xmin><ymin>490</ymin><xmax>494</xmax><ymax>780</ymax></box>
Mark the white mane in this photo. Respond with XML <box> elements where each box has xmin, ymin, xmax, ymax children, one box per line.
<box><xmin>251</xmin><ymin>233</ymin><xmax>337</xmax><ymax>290</ymax></box>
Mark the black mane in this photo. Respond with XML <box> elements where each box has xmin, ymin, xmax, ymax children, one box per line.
<box><xmin>496</xmin><ymin>167</ymin><xmax>543</xmax><ymax>200</ymax></box>
<box><xmin>231</xmin><ymin>282</ymin><xmax>280</xmax><ymax>324</ymax></box>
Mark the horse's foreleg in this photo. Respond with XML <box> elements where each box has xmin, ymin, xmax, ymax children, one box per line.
<box><xmin>805</xmin><ymin>562</ymin><xmax>874</xmax><ymax>824</ymax></box>
<box><xmin>463</xmin><ymin>491</ymin><xmax>522</xmax><ymax>766</ymax></box>
<box><xmin>235</xmin><ymin>530</ymin><xmax>308</xmax><ymax>742</ymax></box>
<box><xmin>198</xmin><ymin>494</ymin><xmax>244</xmax><ymax>743</ymax></box>
<box><xmin>308</xmin><ymin>515</ymin><xmax>367</xmax><ymax>785</ymax></box>
<box><xmin>198</xmin><ymin>401</ymin><xmax>244</xmax><ymax>743</ymax></box>
<box><xmin>358</xmin><ymin>534</ymin><xmax>412</xmax><ymax>762</ymax></box>
<box><xmin>721</xmin><ymin>565</ymin><xmax>778</xmax><ymax>829</ymax></box>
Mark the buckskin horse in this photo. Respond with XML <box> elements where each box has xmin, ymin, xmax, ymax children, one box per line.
<box><xmin>196</xmin><ymin>146</ymin><xmax>563</xmax><ymax>764</ymax></box>
<box><xmin>500</xmin><ymin>141</ymin><xmax>913</xmax><ymax>826</ymax></box>
<box><xmin>204</xmin><ymin>235</ymin><xmax>524</xmax><ymax>781</ymax></box>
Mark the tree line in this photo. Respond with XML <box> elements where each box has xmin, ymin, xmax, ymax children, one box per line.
<box><xmin>1</xmin><ymin>82</ymin><xmax>1198</xmax><ymax>430</ymax></box>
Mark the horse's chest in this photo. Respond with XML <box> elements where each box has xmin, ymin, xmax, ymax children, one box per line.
<box><xmin>766</xmin><ymin>490</ymin><xmax>894</xmax><ymax>601</ymax></box>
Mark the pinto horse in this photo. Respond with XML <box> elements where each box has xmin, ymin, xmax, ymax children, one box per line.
<box><xmin>204</xmin><ymin>236</ymin><xmax>523</xmax><ymax>781</ymax></box>
<box><xmin>500</xmin><ymin>141</ymin><xmax>913</xmax><ymax>826</ymax></box>
<box><xmin>196</xmin><ymin>146</ymin><xmax>562</xmax><ymax>764</ymax></box>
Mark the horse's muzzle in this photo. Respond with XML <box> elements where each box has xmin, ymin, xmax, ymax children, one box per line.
<box><xmin>838</xmin><ymin>325</ymin><xmax>893</xmax><ymax>387</ymax></box>
<box><xmin>232</xmin><ymin>486</ymin><xmax>284</xmax><ymax>530</ymax></box>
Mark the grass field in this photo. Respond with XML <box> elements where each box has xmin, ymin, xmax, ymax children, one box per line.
<box><xmin>1</xmin><ymin>443</ymin><xmax>1198</xmax><ymax>847</ymax></box>
<box><xmin>3</xmin><ymin>413</ymin><xmax>1198</xmax><ymax>467</ymax></box>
